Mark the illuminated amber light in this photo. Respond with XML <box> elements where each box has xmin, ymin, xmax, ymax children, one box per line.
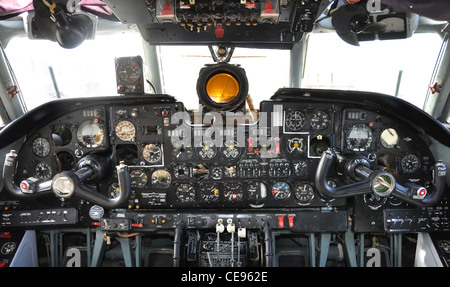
<box><xmin>206</xmin><ymin>73</ymin><xmax>240</xmax><ymax>104</ymax></box>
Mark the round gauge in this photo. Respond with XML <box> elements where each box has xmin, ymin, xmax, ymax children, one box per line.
<box><xmin>195</xmin><ymin>140</ymin><xmax>217</xmax><ymax>159</ymax></box>
<box><xmin>1</xmin><ymin>242</ymin><xmax>16</xmax><ymax>255</ymax></box>
<box><xmin>346</xmin><ymin>124</ymin><xmax>373</xmax><ymax>152</ymax></box>
<box><xmin>35</xmin><ymin>162</ymin><xmax>52</xmax><ymax>179</ymax></box>
<box><xmin>142</xmin><ymin>144</ymin><xmax>162</xmax><ymax>164</ymax></box>
<box><xmin>88</xmin><ymin>205</ymin><xmax>105</xmax><ymax>220</ymax></box>
<box><xmin>117</xmin><ymin>58</ymin><xmax>142</xmax><ymax>84</ymax></box>
<box><xmin>193</xmin><ymin>164</ymin><xmax>209</xmax><ymax>180</ymax></box>
<box><xmin>293</xmin><ymin>160</ymin><xmax>308</xmax><ymax>177</ymax></box>
<box><xmin>211</xmin><ymin>167</ymin><xmax>223</xmax><ymax>180</ymax></box>
<box><xmin>287</xmin><ymin>138</ymin><xmax>305</xmax><ymax>154</ymax></box>
<box><xmin>364</xmin><ymin>194</ymin><xmax>387</xmax><ymax>210</ymax></box>
<box><xmin>172</xmin><ymin>141</ymin><xmax>193</xmax><ymax>160</ymax></box>
<box><xmin>285</xmin><ymin>111</ymin><xmax>306</xmax><ymax>131</ymax></box>
<box><xmin>221</xmin><ymin>139</ymin><xmax>242</xmax><ymax>159</ymax></box>
<box><xmin>199</xmin><ymin>183</ymin><xmax>220</xmax><ymax>202</ymax></box>
<box><xmin>173</xmin><ymin>164</ymin><xmax>190</xmax><ymax>179</ymax></box>
<box><xmin>206</xmin><ymin>73</ymin><xmax>240</xmax><ymax>104</ymax></box>
<box><xmin>130</xmin><ymin>169</ymin><xmax>148</xmax><ymax>188</ymax></box>
<box><xmin>224</xmin><ymin>183</ymin><xmax>244</xmax><ymax>202</ymax></box>
<box><xmin>311</xmin><ymin>111</ymin><xmax>331</xmax><ymax>130</ymax></box>
<box><xmin>77</xmin><ymin>120</ymin><xmax>104</xmax><ymax>148</ymax></box>
<box><xmin>32</xmin><ymin>137</ymin><xmax>51</xmax><ymax>157</ymax></box>
<box><xmin>247</xmin><ymin>182</ymin><xmax>267</xmax><ymax>202</ymax></box>
<box><xmin>52</xmin><ymin>124</ymin><xmax>72</xmax><ymax>147</ymax></box>
<box><xmin>294</xmin><ymin>183</ymin><xmax>315</xmax><ymax>205</ymax></box>
<box><xmin>401</xmin><ymin>154</ymin><xmax>420</xmax><ymax>173</ymax></box>
<box><xmin>271</xmin><ymin>182</ymin><xmax>291</xmax><ymax>200</ymax></box>
<box><xmin>108</xmin><ymin>183</ymin><xmax>120</xmax><ymax>198</ymax></box>
<box><xmin>115</xmin><ymin>120</ymin><xmax>136</xmax><ymax>141</ymax></box>
<box><xmin>175</xmin><ymin>183</ymin><xmax>196</xmax><ymax>203</ymax></box>
<box><xmin>151</xmin><ymin>169</ymin><xmax>172</xmax><ymax>188</ymax></box>
<box><xmin>55</xmin><ymin>151</ymin><xmax>76</xmax><ymax>171</ymax></box>
<box><xmin>380</xmin><ymin>128</ymin><xmax>399</xmax><ymax>149</ymax></box>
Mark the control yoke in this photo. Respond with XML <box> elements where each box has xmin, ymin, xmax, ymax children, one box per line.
<box><xmin>3</xmin><ymin>150</ymin><xmax>130</xmax><ymax>209</ymax></box>
<box><xmin>315</xmin><ymin>149</ymin><xmax>447</xmax><ymax>207</ymax></box>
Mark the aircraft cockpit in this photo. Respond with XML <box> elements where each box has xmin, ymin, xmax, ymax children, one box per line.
<box><xmin>0</xmin><ymin>0</ymin><xmax>449</xmax><ymax>273</ymax></box>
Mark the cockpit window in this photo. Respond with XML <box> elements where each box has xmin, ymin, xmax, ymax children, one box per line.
<box><xmin>302</xmin><ymin>32</ymin><xmax>444</xmax><ymax>109</ymax></box>
<box><xmin>5</xmin><ymin>29</ymin><xmax>144</xmax><ymax>110</ymax></box>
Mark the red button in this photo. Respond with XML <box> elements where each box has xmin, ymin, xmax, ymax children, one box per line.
<box><xmin>278</xmin><ymin>215</ymin><xmax>285</xmax><ymax>228</ymax></box>
<box><xmin>288</xmin><ymin>215</ymin><xmax>295</xmax><ymax>228</ymax></box>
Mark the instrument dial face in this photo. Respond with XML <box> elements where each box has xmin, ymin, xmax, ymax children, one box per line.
<box><xmin>77</xmin><ymin>120</ymin><xmax>104</xmax><ymax>148</ymax></box>
<box><xmin>142</xmin><ymin>144</ymin><xmax>162</xmax><ymax>164</ymax></box>
<box><xmin>271</xmin><ymin>182</ymin><xmax>291</xmax><ymax>200</ymax></box>
<box><xmin>195</xmin><ymin>140</ymin><xmax>217</xmax><ymax>159</ymax></box>
<box><xmin>130</xmin><ymin>169</ymin><xmax>148</xmax><ymax>188</ymax></box>
<box><xmin>199</xmin><ymin>183</ymin><xmax>220</xmax><ymax>202</ymax></box>
<box><xmin>224</xmin><ymin>183</ymin><xmax>243</xmax><ymax>202</ymax></box>
<box><xmin>151</xmin><ymin>169</ymin><xmax>171</xmax><ymax>188</ymax></box>
<box><xmin>173</xmin><ymin>164</ymin><xmax>190</xmax><ymax>179</ymax></box>
<box><xmin>32</xmin><ymin>137</ymin><xmax>51</xmax><ymax>157</ymax></box>
<box><xmin>311</xmin><ymin>110</ymin><xmax>331</xmax><ymax>130</ymax></box>
<box><xmin>172</xmin><ymin>141</ymin><xmax>193</xmax><ymax>160</ymax></box>
<box><xmin>346</xmin><ymin>124</ymin><xmax>373</xmax><ymax>152</ymax></box>
<box><xmin>89</xmin><ymin>205</ymin><xmax>105</xmax><ymax>220</ymax></box>
<box><xmin>287</xmin><ymin>137</ymin><xmax>305</xmax><ymax>154</ymax></box>
<box><xmin>285</xmin><ymin>111</ymin><xmax>306</xmax><ymax>131</ymax></box>
<box><xmin>247</xmin><ymin>182</ymin><xmax>267</xmax><ymax>202</ymax></box>
<box><xmin>206</xmin><ymin>73</ymin><xmax>240</xmax><ymax>104</ymax></box>
<box><xmin>176</xmin><ymin>183</ymin><xmax>196</xmax><ymax>203</ymax></box>
<box><xmin>35</xmin><ymin>162</ymin><xmax>52</xmax><ymax>179</ymax></box>
<box><xmin>401</xmin><ymin>154</ymin><xmax>420</xmax><ymax>173</ymax></box>
<box><xmin>115</xmin><ymin>120</ymin><xmax>136</xmax><ymax>141</ymax></box>
<box><xmin>221</xmin><ymin>139</ymin><xmax>241</xmax><ymax>159</ymax></box>
<box><xmin>294</xmin><ymin>183</ymin><xmax>315</xmax><ymax>205</ymax></box>
<box><xmin>380</xmin><ymin>128</ymin><xmax>399</xmax><ymax>149</ymax></box>
<box><xmin>117</xmin><ymin>58</ymin><xmax>142</xmax><ymax>84</ymax></box>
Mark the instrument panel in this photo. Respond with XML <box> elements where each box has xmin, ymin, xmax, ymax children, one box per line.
<box><xmin>3</xmin><ymin>94</ymin><xmax>444</xmax><ymax>234</ymax></box>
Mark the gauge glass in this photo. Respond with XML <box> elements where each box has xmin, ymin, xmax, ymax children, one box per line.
<box><xmin>287</xmin><ymin>137</ymin><xmax>305</xmax><ymax>154</ymax></box>
<box><xmin>285</xmin><ymin>111</ymin><xmax>306</xmax><ymax>131</ymax></box>
<box><xmin>1</xmin><ymin>242</ymin><xmax>16</xmax><ymax>255</ymax></box>
<box><xmin>195</xmin><ymin>140</ymin><xmax>217</xmax><ymax>159</ymax></box>
<box><xmin>221</xmin><ymin>139</ymin><xmax>241</xmax><ymax>159</ymax></box>
<box><xmin>35</xmin><ymin>162</ymin><xmax>52</xmax><ymax>179</ymax></box>
<box><xmin>173</xmin><ymin>164</ymin><xmax>189</xmax><ymax>179</ymax></box>
<box><xmin>142</xmin><ymin>144</ymin><xmax>162</xmax><ymax>163</ymax></box>
<box><xmin>172</xmin><ymin>141</ymin><xmax>193</xmax><ymax>160</ymax></box>
<box><xmin>380</xmin><ymin>128</ymin><xmax>399</xmax><ymax>149</ymax></box>
<box><xmin>108</xmin><ymin>183</ymin><xmax>120</xmax><ymax>198</ymax></box>
<box><xmin>206</xmin><ymin>73</ymin><xmax>240</xmax><ymax>104</ymax></box>
<box><xmin>311</xmin><ymin>111</ymin><xmax>331</xmax><ymax>130</ymax></box>
<box><xmin>247</xmin><ymin>182</ymin><xmax>267</xmax><ymax>202</ymax></box>
<box><xmin>271</xmin><ymin>182</ymin><xmax>291</xmax><ymax>200</ymax></box>
<box><xmin>117</xmin><ymin>59</ymin><xmax>142</xmax><ymax>84</ymax></box>
<box><xmin>176</xmin><ymin>183</ymin><xmax>196</xmax><ymax>203</ymax></box>
<box><xmin>89</xmin><ymin>205</ymin><xmax>105</xmax><ymax>220</ymax></box>
<box><xmin>77</xmin><ymin>120</ymin><xmax>104</xmax><ymax>148</ymax></box>
<box><xmin>199</xmin><ymin>183</ymin><xmax>220</xmax><ymax>202</ymax></box>
<box><xmin>52</xmin><ymin>124</ymin><xmax>72</xmax><ymax>147</ymax></box>
<box><xmin>151</xmin><ymin>169</ymin><xmax>171</xmax><ymax>188</ymax></box>
<box><xmin>193</xmin><ymin>164</ymin><xmax>209</xmax><ymax>180</ymax></box>
<box><xmin>130</xmin><ymin>169</ymin><xmax>148</xmax><ymax>188</ymax></box>
<box><xmin>346</xmin><ymin>124</ymin><xmax>373</xmax><ymax>151</ymax></box>
<box><xmin>401</xmin><ymin>154</ymin><xmax>420</xmax><ymax>173</ymax></box>
<box><xmin>224</xmin><ymin>183</ymin><xmax>243</xmax><ymax>202</ymax></box>
<box><xmin>294</xmin><ymin>183</ymin><xmax>315</xmax><ymax>205</ymax></box>
<box><xmin>115</xmin><ymin>120</ymin><xmax>136</xmax><ymax>141</ymax></box>
<box><xmin>32</xmin><ymin>137</ymin><xmax>51</xmax><ymax>157</ymax></box>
